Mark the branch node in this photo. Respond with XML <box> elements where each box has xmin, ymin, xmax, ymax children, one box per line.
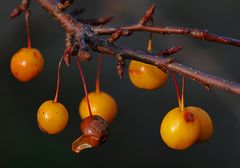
<box><xmin>108</xmin><ymin>29</ymin><xmax>123</xmax><ymax>43</ymax></box>
<box><xmin>30</xmin><ymin>0</ymin><xmax>240</xmax><ymax>95</ymax></box>
<box><xmin>116</xmin><ymin>55</ymin><xmax>126</xmax><ymax>79</ymax></box>
<box><xmin>164</xmin><ymin>57</ymin><xmax>175</xmax><ymax>64</ymax></box>
<box><xmin>158</xmin><ymin>57</ymin><xmax>175</xmax><ymax>73</ymax></box>
<box><xmin>190</xmin><ymin>29</ymin><xmax>208</xmax><ymax>39</ymax></box>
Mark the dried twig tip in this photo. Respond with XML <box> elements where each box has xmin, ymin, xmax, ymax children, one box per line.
<box><xmin>10</xmin><ymin>0</ymin><xmax>30</xmax><ymax>18</ymax></box>
<box><xmin>158</xmin><ymin>46</ymin><xmax>183</xmax><ymax>56</ymax></box>
<box><xmin>139</xmin><ymin>4</ymin><xmax>156</xmax><ymax>25</ymax></box>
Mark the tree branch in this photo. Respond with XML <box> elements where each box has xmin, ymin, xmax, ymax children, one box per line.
<box><xmin>88</xmin><ymin>38</ymin><xmax>240</xmax><ymax>94</ymax></box>
<box><xmin>94</xmin><ymin>25</ymin><xmax>240</xmax><ymax>47</ymax></box>
<box><xmin>33</xmin><ymin>0</ymin><xmax>240</xmax><ymax>95</ymax></box>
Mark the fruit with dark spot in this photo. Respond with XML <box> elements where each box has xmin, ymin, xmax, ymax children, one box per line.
<box><xmin>186</xmin><ymin>106</ymin><xmax>213</xmax><ymax>142</ymax></box>
<box><xmin>10</xmin><ymin>48</ymin><xmax>44</xmax><ymax>82</ymax></box>
<box><xmin>160</xmin><ymin>107</ymin><xmax>200</xmax><ymax>150</ymax></box>
<box><xmin>37</xmin><ymin>100</ymin><xmax>68</xmax><ymax>134</ymax></box>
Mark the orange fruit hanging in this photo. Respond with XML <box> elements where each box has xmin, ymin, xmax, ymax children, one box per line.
<box><xmin>10</xmin><ymin>48</ymin><xmax>44</xmax><ymax>82</ymax></box>
<box><xmin>128</xmin><ymin>33</ymin><xmax>168</xmax><ymax>90</ymax></box>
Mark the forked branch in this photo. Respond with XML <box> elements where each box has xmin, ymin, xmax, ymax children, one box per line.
<box><xmin>94</xmin><ymin>25</ymin><xmax>240</xmax><ymax>47</ymax></box>
<box><xmin>11</xmin><ymin>0</ymin><xmax>240</xmax><ymax>95</ymax></box>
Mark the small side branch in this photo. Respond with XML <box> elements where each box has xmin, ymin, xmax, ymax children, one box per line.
<box><xmin>139</xmin><ymin>4</ymin><xmax>156</xmax><ymax>25</ymax></box>
<box><xmin>93</xmin><ymin>26</ymin><xmax>240</xmax><ymax>48</ymax></box>
<box><xmin>89</xmin><ymin>38</ymin><xmax>240</xmax><ymax>95</ymax></box>
<box><xmin>33</xmin><ymin>0</ymin><xmax>240</xmax><ymax>95</ymax></box>
<box><xmin>10</xmin><ymin>0</ymin><xmax>31</xmax><ymax>18</ymax></box>
<box><xmin>92</xmin><ymin>4</ymin><xmax>240</xmax><ymax>47</ymax></box>
<box><xmin>158</xmin><ymin>46</ymin><xmax>183</xmax><ymax>56</ymax></box>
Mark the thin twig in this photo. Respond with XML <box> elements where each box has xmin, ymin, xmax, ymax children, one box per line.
<box><xmin>10</xmin><ymin>0</ymin><xmax>30</xmax><ymax>18</ymax></box>
<box><xmin>94</xmin><ymin>25</ymin><xmax>240</xmax><ymax>47</ymax></box>
<box><xmin>33</xmin><ymin>0</ymin><xmax>240</xmax><ymax>95</ymax></box>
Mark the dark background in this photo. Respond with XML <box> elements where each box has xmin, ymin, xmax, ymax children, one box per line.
<box><xmin>1</xmin><ymin>0</ymin><xmax>240</xmax><ymax>168</ymax></box>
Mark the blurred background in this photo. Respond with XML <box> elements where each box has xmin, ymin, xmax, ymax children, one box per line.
<box><xmin>1</xmin><ymin>0</ymin><xmax>240</xmax><ymax>167</ymax></box>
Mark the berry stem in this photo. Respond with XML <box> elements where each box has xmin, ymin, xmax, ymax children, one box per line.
<box><xmin>171</xmin><ymin>71</ymin><xmax>181</xmax><ymax>108</ymax></box>
<box><xmin>95</xmin><ymin>54</ymin><xmax>102</xmax><ymax>94</ymax></box>
<box><xmin>147</xmin><ymin>33</ymin><xmax>153</xmax><ymax>51</ymax></box>
<box><xmin>25</xmin><ymin>10</ymin><xmax>32</xmax><ymax>49</ymax></box>
<box><xmin>74</xmin><ymin>56</ymin><xmax>93</xmax><ymax>117</ymax></box>
<box><xmin>181</xmin><ymin>75</ymin><xmax>185</xmax><ymax>111</ymax></box>
<box><xmin>147</xmin><ymin>19</ymin><xmax>153</xmax><ymax>52</ymax></box>
<box><xmin>53</xmin><ymin>55</ymin><xmax>64</xmax><ymax>103</ymax></box>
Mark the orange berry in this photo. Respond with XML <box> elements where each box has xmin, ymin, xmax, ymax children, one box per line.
<box><xmin>37</xmin><ymin>100</ymin><xmax>69</xmax><ymax>134</ymax></box>
<box><xmin>10</xmin><ymin>48</ymin><xmax>44</xmax><ymax>82</ymax></box>
<box><xmin>186</xmin><ymin>106</ymin><xmax>213</xmax><ymax>142</ymax></box>
<box><xmin>128</xmin><ymin>60</ymin><xmax>168</xmax><ymax>90</ymax></box>
<box><xmin>79</xmin><ymin>91</ymin><xmax>117</xmax><ymax>123</ymax></box>
<box><xmin>160</xmin><ymin>107</ymin><xmax>200</xmax><ymax>150</ymax></box>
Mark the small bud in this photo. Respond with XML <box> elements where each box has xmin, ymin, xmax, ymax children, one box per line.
<box><xmin>116</xmin><ymin>56</ymin><xmax>125</xmax><ymax>79</ymax></box>
<box><xmin>139</xmin><ymin>4</ymin><xmax>156</xmax><ymax>25</ymax></box>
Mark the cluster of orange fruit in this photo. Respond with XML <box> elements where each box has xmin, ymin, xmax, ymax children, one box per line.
<box><xmin>9</xmin><ymin>11</ymin><xmax>117</xmax><ymax>139</ymax></box>
<box><xmin>129</xmin><ymin>34</ymin><xmax>213</xmax><ymax>150</ymax></box>
<box><xmin>10</xmin><ymin>11</ymin><xmax>213</xmax><ymax>152</ymax></box>
<box><xmin>161</xmin><ymin>106</ymin><xmax>213</xmax><ymax>150</ymax></box>
<box><xmin>36</xmin><ymin>54</ymin><xmax>118</xmax><ymax>136</ymax></box>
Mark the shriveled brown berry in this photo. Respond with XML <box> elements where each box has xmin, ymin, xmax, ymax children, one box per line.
<box><xmin>72</xmin><ymin>115</ymin><xmax>109</xmax><ymax>153</ymax></box>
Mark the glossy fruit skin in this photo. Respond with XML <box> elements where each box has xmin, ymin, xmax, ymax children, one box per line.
<box><xmin>10</xmin><ymin>48</ymin><xmax>44</xmax><ymax>82</ymax></box>
<box><xmin>186</xmin><ymin>106</ymin><xmax>213</xmax><ymax>142</ymax></box>
<box><xmin>128</xmin><ymin>60</ymin><xmax>168</xmax><ymax>90</ymax></box>
<box><xmin>160</xmin><ymin>107</ymin><xmax>200</xmax><ymax>150</ymax></box>
<box><xmin>37</xmin><ymin>100</ymin><xmax>69</xmax><ymax>134</ymax></box>
<box><xmin>79</xmin><ymin>91</ymin><xmax>117</xmax><ymax>123</ymax></box>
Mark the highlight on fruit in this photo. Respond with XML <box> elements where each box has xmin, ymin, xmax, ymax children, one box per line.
<box><xmin>160</xmin><ymin>74</ymin><xmax>213</xmax><ymax>150</ymax></box>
